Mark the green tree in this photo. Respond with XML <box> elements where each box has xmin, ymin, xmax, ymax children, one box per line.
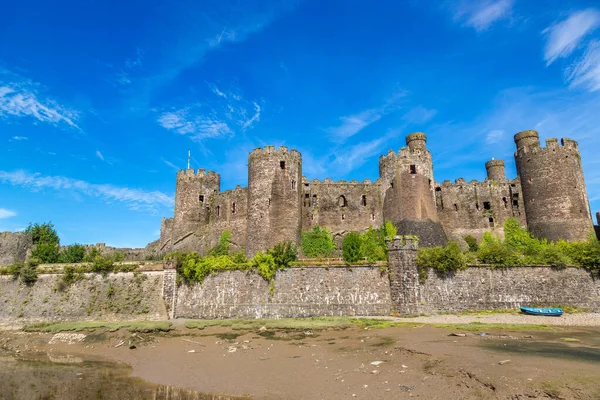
<box><xmin>361</xmin><ymin>227</ymin><xmax>387</xmax><ymax>262</ymax></box>
<box><xmin>301</xmin><ymin>225</ymin><xmax>336</xmax><ymax>257</ymax></box>
<box><xmin>209</xmin><ymin>230</ymin><xmax>232</xmax><ymax>256</ymax></box>
<box><xmin>383</xmin><ymin>221</ymin><xmax>397</xmax><ymax>241</ymax></box>
<box><xmin>342</xmin><ymin>232</ymin><xmax>363</xmax><ymax>263</ymax></box>
<box><xmin>25</xmin><ymin>222</ymin><xmax>60</xmax><ymax>263</ymax></box>
<box><xmin>59</xmin><ymin>244</ymin><xmax>86</xmax><ymax>263</ymax></box>
<box><xmin>463</xmin><ymin>235</ymin><xmax>479</xmax><ymax>252</ymax></box>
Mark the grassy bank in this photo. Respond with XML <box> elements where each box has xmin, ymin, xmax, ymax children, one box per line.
<box><xmin>23</xmin><ymin>321</ymin><xmax>172</xmax><ymax>333</ymax></box>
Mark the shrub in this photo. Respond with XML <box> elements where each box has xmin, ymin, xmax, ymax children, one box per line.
<box><xmin>383</xmin><ymin>221</ymin><xmax>397</xmax><ymax>241</ymax></box>
<box><xmin>112</xmin><ymin>251</ymin><xmax>125</xmax><ymax>262</ymax></box>
<box><xmin>59</xmin><ymin>244</ymin><xmax>86</xmax><ymax>263</ymax></box>
<box><xmin>60</xmin><ymin>265</ymin><xmax>85</xmax><ymax>289</ymax></box>
<box><xmin>32</xmin><ymin>242</ymin><xmax>60</xmax><ymax>264</ymax></box>
<box><xmin>90</xmin><ymin>255</ymin><xmax>114</xmax><ymax>276</ymax></box>
<box><xmin>268</xmin><ymin>241</ymin><xmax>298</xmax><ymax>269</ymax></box>
<box><xmin>10</xmin><ymin>260</ymin><xmax>39</xmax><ymax>286</ymax></box>
<box><xmin>416</xmin><ymin>241</ymin><xmax>467</xmax><ymax>276</ymax></box>
<box><xmin>557</xmin><ymin>234</ymin><xmax>600</xmax><ymax>274</ymax></box>
<box><xmin>361</xmin><ymin>227</ymin><xmax>387</xmax><ymax>262</ymax></box>
<box><xmin>252</xmin><ymin>252</ymin><xmax>278</xmax><ymax>282</ymax></box>
<box><xmin>342</xmin><ymin>232</ymin><xmax>363</xmax><ymax>263</ymax></box>
<box><xmin>301</xmin><ymin>225</ymin><xmax>336</xmax><ymax>257</ymax></box>
<box><xmin>83</xmin><ymin>247</ymin><xmax>101</xmax><ymax>262</ymax></box>
<box><xmin>477</xmin><ymin>241</ymin><xmax>522</xmax><ymax>266</ymax></box>
<box><xmin>230</xmin><ymin>251</ymin><xmax>248</xmax><ymax>264</ymax></box>
<box><xmin>463</xmin><ymin>235</ymin><xmax>479</xmax><ymax>252</ymax></box>
<box><xmin>209</xmin><ymin>230</ymin><xmax>232</xmax><ymax>257</ymax></box>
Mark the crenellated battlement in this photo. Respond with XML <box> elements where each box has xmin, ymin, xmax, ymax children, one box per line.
<box><xmin>515</xmin><ymin>129</ymin><xmax>581</xmax><ymax>156</ymax></box>
<box><xmin>386</xmin><ymin>235</ymin><xmax>419</xmax><ymax>251</ymax></box>
<box><xmin>304</xmin><ymin>177</ymin><xmax>377</xmax><ymax>186</ymax></box>
<box><xmin>249</xmin><ymin>146</ymin><xmax>302</xmax><ymax>159</ymax></box>
<box><xmin>177</xmin><ymin>168</ymin><xmax>221</xmax><ymax>180</ymax></box>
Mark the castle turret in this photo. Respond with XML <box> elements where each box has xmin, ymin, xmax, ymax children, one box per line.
<box><xmin>246</xmin><ymin>146</ymin><xmax>302</xmax><ymax>257</ymax></box>
<box><xmin>174</xmin><ymin>169</ymin><xmax>220</xmax><ymax>236</ymax></box>
<box><xmin>379</xmin><ymin>133</ymin><xmax>447</xmax><ymax>247</ymax></box>
<box><xmin>485</xmin><ymin>159</ymin><xmax>506</xmax><ymax>181</ymax></box>
<box><xmin>514</xmin><ymin>130</ymin><xmax>593</xmax><ymax>242</ymax></box>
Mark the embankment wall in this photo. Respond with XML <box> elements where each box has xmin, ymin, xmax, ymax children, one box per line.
<box><xmin>0</xmin><ymin>272</ymin><xmax>166</xmax><ymax>323</ymax></box>
<box><xmin>419</xmin><ymin>266</ymin><xmax>600</xmax><ymax>313</ymax></box>
<box><xmin>174</xmin><ymin>266</ymin><xmax>392</xmax><ymax>319</ymax></box>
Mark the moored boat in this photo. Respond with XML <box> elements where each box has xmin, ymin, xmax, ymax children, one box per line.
<box><xmin>520</xmin><ymin>307</ymin><xmax>563</xmax><ymax>316</ymax></box>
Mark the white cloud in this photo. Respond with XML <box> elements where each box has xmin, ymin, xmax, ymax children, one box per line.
<box><xmin>565</xmin><ymin>40</ymin><xmax>600</xmax><ymax>92</ymax></box>
<box><xmin>11</xmin><ymin>136</ymin><xmax>28</xmax><ymax>141</ymax></box>
<box><xmin>0</xmin><ymin>70</ymin><xmax>80</xmax><ymax>129</ymax></box>
<box><xmin>158</xmin><ymin>109</ymin><xmax>233</xmax><ymax>140</ymax></box>
<box><xmin>95</xmin><ymin>150</ymin><xmax>105</xmax><ymax>161</ymax></box>
<box><xmin>326</xmin><ymin>91</ymin><xmax>407</xmax><ymax>142</ymax></box>
<box><xmin>161</xmin><ymin>157</ymin><xmax>181</xmax><ymax>171</ymax></box>
<box><xmin>453</xmin><ymin>0</ymin><xmax>514</xmax><ymax>31</ymax></box>
<box><xmin>543</xmin><ymin>9</ymin><xmax>600</xmax><ymax>65</ymax></box>
<box><xmin>241</xmin><ymin>102</ymin><xmax>261</xmax><ymax>130</ymax></box>
<box><xmin>0</xmin><ymin>208</ymin><xmax>16</xmax><ymax>219</ymax></box>
<box><xmin>402</xmin><ymin>106</ymin><xmax>437</xmax><ymax>125</ymax></box>
<box><xmin>0</xmin><ymin>170</ymin><xmax>173</xmax><ymax>213</ymax></box>
<box><xmin>485</xmin><ymin>129</ymin><xmax>505</xmax><ymax>144</ymax></box>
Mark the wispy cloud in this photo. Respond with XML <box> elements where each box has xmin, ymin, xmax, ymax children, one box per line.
<box><xmin>95</xmin><ymin>150</ymin><xmax>105</xmax><ymax>161</ymax></box>
<box><xmin>0</xmin><ymin>70</ymin><xmax>80</xmax><ymax>129</ymax></box>
<box><xmin>402</xmin><ymin>105</ymin><xmax>437</xmax><ymax>125</ymax></box>
<box><xmin>161</xmin><ymin>157</ymin><xmax>181</xmax><ymax>172</ymax></box>
<box><xmin>111</xmin><ymin>48</ymin><xmax>144</xmax><ymax>88</ymax></box>
<box><xmin>158</xmin><ymin>109</ymin><xmax>233</xmax><ymax>140</ymax></box>
<box><xmin>0</xmin><ymin>208</ymin><xmax>16</xmax><ymax>219</ymax></box>
<box><xmin>452</xmin><ymin>0</ymin><xmax>514</xmax><ymax>31</ymax></box>
<box><xmin>0</xmin><ymin>170</ymin><xmax>173</xmax><ymax>213</ymax></box>
<box><xmin>10</xmin><ymin>136</ymin><xmax>28</xmax><ymax>141</ymax></box>
<box><xmin>566</xmin><ymin>40</ymin><xmax>600</xmax><ymax>92</ymax></box>
<box><xmin>326</xmin><ymin>91</ymin><xmax>407</xmax><ymax>142</ymax></box>
<box><xmin>158</xmin><ymin>83</ymin><xmax>261</xmax><ymax>140</ymax></box>
<box><xmin>543</xmin><ymin>9</ymin><xmax>600</xmax><ymax>65</ymax></box>
<box><xmin>485</xmin><ymin>129</ymin><xmax>505</xmax><ymax>144</ymax></box>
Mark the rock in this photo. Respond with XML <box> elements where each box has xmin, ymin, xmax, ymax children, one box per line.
<box><xmin>259</xmin><ymin>326</ymin><xmax>267</xmax><ymax>332</ymax></box>
<box><xmin>188</xmin><ymin>350</ymin><xmax>196</xmax><ymax>353</ymax></box>
<box><xmin>371</xmin><ymin>370</ymin><xmax>379</xmax><ymax>375</ymax></box>
<box><xmin>399</xmin><ymin>385</ymin><xmax>415</xmax><ymax>392</ymax></box>
<box><xmin>129</xmin><ymin>345</ymin><xmax>136</xmax><ymax>350</ymax></box>
<box><xmin>449</xmin><ymin>333</ymin><xmax>466</xmax><ymax>337</ymax></box>
<box><xmin>370</xmin><ymin>361</ymin><xmax>384</xmax><ymax>366</ymax></box>
<box><xmin>402</xmin><ymin>365</ymin><xmax>408</xmax><ymax>369</ymax></box>
<box><xmin>228</xmin><ymin>347</ymin><xmax>237</xmax><ymax>353</ymax></box>
<box><xmin>498</xmin><ymin>359</ymin><xmax>511</xmax><ymax>365</ymax></box>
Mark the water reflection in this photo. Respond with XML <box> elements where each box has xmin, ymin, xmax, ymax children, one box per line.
<box><xmin>0</xmin><ymin>353</ymin><xmax>250</xmax><ymax>400</ymax></box>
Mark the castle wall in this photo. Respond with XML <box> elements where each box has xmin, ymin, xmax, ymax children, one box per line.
<box><xmin>0</xmin><ymin>232</ymin><xmax>31</xmax><ymax>267</ymax></box>
<box><xmin>435</xmin><ymin>177</ymin><xmax>527</xmax><ymax>243</ymax></box>
<box><xmin>301</xmin><ymin>179</ymin><xmax>383</xmax><ymax>234</ymax></box>
<box><xmin>206</xmin><ymin>187</ymin><xmax>248</xmax><ymax>254</ymax></box>
<box><xmin>514</xmin><ymin>131</ymin><xmax>593</xmax><ymax>242</ymax></box>
<box><xmin>173</xmin><ymin>266</ymin><xmax>392</xmax><ymax>319</ymax></box>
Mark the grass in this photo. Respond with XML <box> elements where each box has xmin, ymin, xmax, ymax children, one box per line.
<box><xmin>23</xmin><ymin>321</ymin><xmax>172</xmax><ymax>333</ymax></box>
<box><xmin>431</xmin><ymin>321</ymin><xmax>553</xmax><ymax>332</ymax></box>
<box><xmin>561</xmin><ymin>337</ymin><xmax>581</xmax><ymax>343</ymax></box>
<box><xmin>184</xmin><ymin>317</ymin><xmax>420</xmax><ymax>331</ymax></box>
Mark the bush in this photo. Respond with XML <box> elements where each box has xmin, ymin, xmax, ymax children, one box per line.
<box><xmin>383</xmin><ymin>221</ymin><xmax>397</xmax><ymax>241</ymax></box>
<box><xmin>268</xmin><ymin>241</ymin><xmax>298</xmax><ymax>269</ymax></box>
<box><xmin>301</xmin><ymin>225</ymin><xmax>336</xmax><ymax>258</ymax></box>
<box><xmin>416</xmin><ymin>241</ymin><xmax>467</xmax><ymax>276</ymax></box>
<box><xmin>557</xmin><ymin>234</ymin><xmax>600</xmax><ymax>274</ymax></box>
<box><xmin>342</xmin><ymin>232</ymin><xmax>363</xmax><ymax>263</ymax></box>
<box><xmin>25</xmin><ymin>222</ymin><xmax>59</xmax><ymax>246</ymax></box>
<box><xmin>209</xmin><ymin>230</ymin><xmax>232</xmax><ymax>257</ymax></box>
<box><xmin>60</xmin><ymin>265</ymin><xmax>85</xmax><ymax>288</ymax></box>
<box><xmin>9</xmin><ymin>260</ymin><xmax>39</xmax><ymax>286</ymax></box>
<box><xmin>477</xmin><ymin>241</ymin><xmax>522</xmax><ymax>266</ymax></box>
<box><xmin>463</xmin><ymin>235</ymin><xmax>479</xmax><ymax>252</ymax></box>
<box><xmin>59</xmin><ymin>244</ymin><xmax>86</xmax><ymax>263</ymax></box>
<box><xmin>83</xmin><ymin>247</ymin><xmax>101</xmax><ymax>262</ymax></box>
<box><xmin>252</xmin><ymin>252</ymin><xmax>278</xmax><ymax>282</ymax></box>
<box><xmin>90</xmin><ymin>255</ymin><xmax>114</xmax><ymax>276</ymax></box>
<box><xmin>361</xmin><ymin>227</ymin><xmax>387</xmax><ymax>262</ymax></box>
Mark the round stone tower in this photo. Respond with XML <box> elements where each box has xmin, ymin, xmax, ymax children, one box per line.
<box><xmin>174</xmin><ymin>169</ymin><xmax>220</xmax><ymax>235</ymax></box>
<box><xmin>514</xmin><ymin>130</ymin><xmax>593</xmax><ymax>242</ymax></box>
<box><xmin>379</xmin><ymin>133</ymin><xmax>447</xmax><ymax>247</ymax></box>
<box><xmin>246</xmin><ymin>146</ymin><xmax>302</xmax><ymax>257</ymax></box>
<box><xmin>485</xmin><ymin>159</ymin><xmax>506</xmax><ymax>181</ymax></box>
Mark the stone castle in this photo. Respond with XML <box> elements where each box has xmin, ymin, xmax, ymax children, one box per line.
<box><xmin>158</xmin><ymin>130</ymin><xmax>595</xmax><ymax>256</ymax></box>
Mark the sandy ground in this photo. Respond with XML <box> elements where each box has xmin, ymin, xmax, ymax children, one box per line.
<box><xmin>1</xmin><ymin>318</ymin><xmax>600</xmax><ymax>400</ymax></box>
<box><xmin>389</xmin><ymin>312</ymin><xmax>600</xmax><ymax>327</ymax></box>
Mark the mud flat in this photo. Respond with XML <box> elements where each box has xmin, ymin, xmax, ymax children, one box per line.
<box><xmin>1</xmin><ymin>317</ymin><xmax>599</xmax><ymax>399</ymax></box>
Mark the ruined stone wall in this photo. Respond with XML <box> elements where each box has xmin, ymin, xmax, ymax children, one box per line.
<box><xmin>246</xmin><ymin>146</ymin><xmax>302</xmax><ymax>257</ymax></box>
<box><xmin>435</xmin><ymin>177</ymin><xmax>527</xmax><ymax>244</ymax></box>
<box><xmin>0</xmin><ymin>272</ymin><xmax>166</xmax><ymax>322</ymax></box>
<box><xmin>0</xmin><ymin>232</ymin><xmax>31</xmax><ymax>267</ymax></box>
<box><xmin>174</xmin><ymin>266</ymin><xmax>392</xmax><ymax>319</ymax></box>
<box><xmin>206</xmin><ymin>187</ymin><xmax>248</xmax><ymax>254</ymax></box>
<box><xmin>514</xmin><ymin>130</ymin><xmax>593</xmax><ymax>242</ymax></box>
<box><xmin>419</xmin><ymin>266</ymin><xmax>600</xmax><ymax>313</ymax></box>
<box><xmin>301</xmin><ymin>179</ymin><xmax>383</xmax><ymax>235</ymax></box>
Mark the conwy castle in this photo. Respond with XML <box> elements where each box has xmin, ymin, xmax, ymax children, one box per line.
<box><xmin>159</xmin><ymin>130</ymin><xmax>596</xmax><ymax>256</ymax></box>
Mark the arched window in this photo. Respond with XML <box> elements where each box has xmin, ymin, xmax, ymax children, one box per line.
<box><xmin>216</xmin><ymin>205</ymin><xmax>220</xmax><ymax>217</ymax></box>
<box><xmin>338</xmin><ymin>195</ymin><xmax>347</xmax><ymax>207</ymax></box>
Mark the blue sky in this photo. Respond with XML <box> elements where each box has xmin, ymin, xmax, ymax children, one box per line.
<box><xmin>1</xmin><ymin>0</ymin><xmax>600</xmax><ymax>247</ymax></box>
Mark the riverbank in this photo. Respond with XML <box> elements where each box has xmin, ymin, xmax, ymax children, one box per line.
<box><xmin>1</xmin><ymin>315</ymin><xmax>600</xmax><ymax>399</ymax></box>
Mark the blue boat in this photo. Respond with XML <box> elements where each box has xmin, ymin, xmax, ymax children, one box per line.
<box><xmin>520</xmin><ymin>307</ymin><xmax>563</xmax><ymax>316</ymax></box>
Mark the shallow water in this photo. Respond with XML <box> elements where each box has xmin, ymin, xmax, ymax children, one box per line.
<box><xmin>0</xmin><ymin>352</ymin><xmax>249</xmax><ymax>400</ymax></box>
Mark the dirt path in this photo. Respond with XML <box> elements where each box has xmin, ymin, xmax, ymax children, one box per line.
<box><xmin>2</xmin><ymin>322</ymin><xmax>600</xmax><ymax>399</ymax></box>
